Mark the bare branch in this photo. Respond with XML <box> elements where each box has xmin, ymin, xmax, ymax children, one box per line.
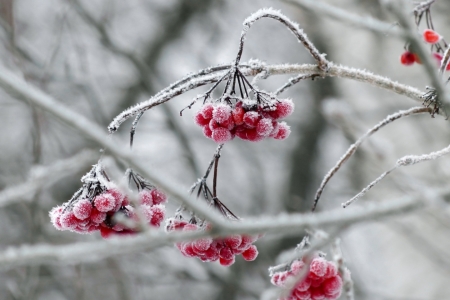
<box><xmin>0</xmin><ymin>150</ymin><xmax>97</xmax><ymax>207</ymax></box>
<box><xmin>313</xmin><ymin>106</ymin><xmax>430</xmax><ymax>211</ymax></box>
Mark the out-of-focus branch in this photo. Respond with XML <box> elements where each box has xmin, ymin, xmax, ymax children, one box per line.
<box><xmin>281</xmin><ymin>0</ymin><xmax>405</xmax><ymax>38</ymax></box>
<box><xmin>0</xmin><ymin>65</ymin><xmax>225</xmax><ymax>226</ymax></box>
<box><xmin>70</xmin><ymin>0</ymin><xmax>203</xmax><ymax>177</ymax></box>
<box><xmin>0</xmin><ymin>150</ymin><xmax>97</xmax><ymax>207</ymax></box>
<box><xmin>0</xmin><ymin>189</ymin><xmax>438</xmax><ymax>270</ymax></box>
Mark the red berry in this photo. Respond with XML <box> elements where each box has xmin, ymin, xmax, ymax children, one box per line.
<box><xmin>243</xmin><ymin>111</ymin><xmax>260</xmax><ymax>128</ymax></box>
<box><xmin>219</xmin><ymin>247</ymin><xmax>234</xmax><ymax>260</ymax></box>
<box><xmin>99</xmin><ymin>226</ymin><xmax>115</xmax><ymax>238</ymax></box>
<box><xmin>219</xmin><ymin>256</ymin><xmax>235</xmax><ymax>267</ymax></box>
<box><xmin>194</xmin><ymin>238</ymin><xmax>213</xmax><ymax>252</ymax></box>
<box><xmin>400</xmin><ymin>51</ymin><xmax>415</xmax><ymax>66</ymax></box>
<box><xmin>241</xmin><ymin>245</ymin><xmax>258</xmax><ymax>261</ymax></box>
<box><xmin>60</xmin><ymin>211</ymin><xmax>79</xmax><ymax>230</ymax></box>
<box><xmin>150</xmin><ymin>189</ymin><xmax>167</xmax><ymax>205</ymax></box>
<box><xmin>212</xmin><ymin>104</ymin><xmax>231</xmax><ymax>123</ymax></box>
<box><xmin>274</xmin><ymin>122</ymin><xmax>291</xmax><ymax>140</ymax></box>
<box><xmin>294</xmin><ymin>289</ymin><xmax>311</xmax><ymax>300</ymax></box>
<box><xmin>94</xmin><ymin>193</ymin><xmax>116</xmax><ymax>212</ymax></box>
<box><xmin>310</xmin><ymin>257</ymin><xmax>328</xmax><ymax>277</ymax></box>
<box><xmin>139</xmin><ymin>190</ymin><xmax>154</xmax><ymax>206</ymax></box>
<box><xmin>49</xmin><ymin>206</ymin><xmax>64</xmax><ymax>230</ymax></box>
<box><xmin>212</xmin><ymin>127</ymin><xmax>232</xmax><ymax>143</ymax></box>
<box><xmin>195</xmin><ymin>111</ymin><xmax>210</xmax><ymax>126</ymax></box>
<box><xmin>181</xmin><ymin>243</ymin><xmax>197</xmax><ymax>257</ymax></box>
<box><xmin>90</xmin><ymin>207</ymin><xmax>107</xmax><ymax>223</ymax></box>
<box><xmin>423</xmin><ymin>29</ymin><xmax>442</xmax><ymax>44</ymax></box>
<box><xmin>322</xmin><ymin>276</ymin><xmax>343</xmax><ymax>297</ymax></box>
<box><xmin>201</xmin><ymin>103</ymin><xmax>214</xmax><ymax>119</ymax></box>
<box><xmin>224</xmin><ymin>235</ymin><xmax>242</xmax><ymax>249</ymax></box>
<box><xmin>276</xmin><ymin>99</ymin><xmax>294</xmax><ymax>119</ymax></box>
<box><xmin>149</xmin><ymin>204</ymin><xmax>165</xmax><ymax>227</ymax></box>
<box><xmin>232</xmin><ymin>106</ymin><xmax>245</xmax><ymax>125</ymax></box>
<box><xmin>72</xmin><ymin>199</ymin><xmax>93</xmax><ymax>220</ymax></box>
<box><xmin>256</xmin><ymin>118</ymin><xmax>274</xmax><ymax>137</ymax></box>
<box><xmin>325</xmin><ymin>262</ymin><xmax>338</xmax><ymax>279</ymax></box>
<box><xmin>203</xmin><ymin>125</ymin><xmax>212</xmax><ymax>138</ymax></box>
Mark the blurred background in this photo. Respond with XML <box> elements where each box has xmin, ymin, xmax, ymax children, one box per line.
<box><xmin>1</xmin><ymin>0</ymin><xmax>450</xmax><ymax>299</ymax></box>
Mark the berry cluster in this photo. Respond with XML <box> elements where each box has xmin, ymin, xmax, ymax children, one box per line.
<box><xmin>49</xmin><ymin>165</ymin><xmax>167</xmax><ymax>238</ymax></box>
<box><xmin>271</xmin><ymin>257</ymin><xmax>342</xmax><ymax>300</ymax></box>
<box><xmin>194</xmin><ymin>99</ymin><xmax>293</xmax><ymax>143</ymax></box>
<box><xmin>400</xmin><ymin>29</ymin><xmax>450</xmax><ymax>70</ymax></box>
<box><xmin>166</xmin><ymin>218</ymin><xmax>259</xmax><ymax>266</ymax></box>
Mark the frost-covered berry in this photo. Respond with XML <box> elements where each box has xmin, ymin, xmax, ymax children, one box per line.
<box><xmin>203</xmin><ymin>125</ymin><xmax>213</xmax><ymax>138</ymax></box>
<box><xmin>60</xmin><ymin>211</ymin><xmax>79</xmax><ymax>230</ymax></box>
<box><xmin>139</xmin><ymin>190</ymin><xmax>154</xmax><ymax>206</ymax></box>
<box><xmin>150</xmin><ymin>189</ymin><xmax>167</xmax><ymax>205</ymax></box>
<box><xmin>423</xmin><ymin>29</ymin><xmax>442</xmax><ymax>44</ymax></box>
<box><xmin>90</xmin><ymin>207</ymin><xmax>107</xmax><ymax>223</ymax></box>
<box><xmin>149</xmin><ymin>204</ymin><xmax>165</xmax><ymax>227</ymax></box>
<box><xmin>212</xmin><ymin>127</ymin><xmax>232</xmax><ymax>143</ymax></box>
<box><xmin>256</xmin><ymin>118</ymin><xmax>274</xmax><ymax>137</ymax></box>
<box><xmin>276</xmin><ymin>99</ymin><xmax>294</xmax><ymax>119</ymax></box>
<box><xmin>49</xmin><ymin>206</ymin><xmax>64</xmax><ymax>230</ymax></box>
<box><xmin>213</xmin><ymin>104</ymin><xmax>232</xmax><ymax>124</ymax></box>
<box><xmin>274</xmin><ymin>122</ymin><xmax>291</xmax><ymax>140</ymax></box>
<box><xmin>232</xmin><ymin>106</ymin><xmax>245</xmax><ymax>125</ymax></box>
<box><xmin>200</xmin><ymin>103</ymin><xmax>214</xmax><ymax>119</ymax></box>
<box><xmin>310</xmin><ymin>257</ymin><xmax>328</xmax><ymax>277</ymax></box>
<box><xmin>243</xmin><ymin>111</ymin><xmax>260</xmax><ymax>128</ymax></box>
<box><xmin>400</xmin><ymin>51</ymin><xmax>415</xmax><ymax>66</ymax></box>
<box><xmin>242</xmin><ymin>245</ymin><xmax>258</xmax><ymax>261</ymax></box>
<box><xmin>195</xmin><ymin>111</ymin><xmax>210</xmax><ymax>126</ymax></box>
<box><xmin>72</xmin><ymin>199</ymin><xmax>93</xmax><ymax>220</ymax></box>
<box><xmin>224</xmin><ymin>235</ymin><xmax>242</xmax><ymax>249</ymax></box>
<box><xmin>219</xmin><ymin>256</ymin><xmax>235</xmax><ymax>267</ymax></box>
<box><xmin>94</xmin><ymin>193</ymin><xmax>116</xmax><ymax>212</ymax></box>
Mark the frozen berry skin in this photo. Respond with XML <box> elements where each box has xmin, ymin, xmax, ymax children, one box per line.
<box><xmin>400</xmin><ymin>51</ymin><xmax>415</xmax><ymax>66</ymax></box>
<box><xmin>219</xmin><ymin>256</ymin><xmax>235</xmax><ymax>267</ymax></box>
<box><xmin>72</xmin><ymin>199</ymin><xmax>93</xmax><ymax>220</ymax></box>
<box><xmin>200</xmin><ymin>103</ymin><xmax>214</xmax><ymax>119</ymax></box>
<box><xmin>242</xmin><ymin>245</ymin><xmax>258</xmax><ymax>261</ymax></box>
<box><xmin>256</xmin><ymin>118</ymin><xmax>274</xmax><ymax>137</ymax></box>
<box><xmin>276</xmin><ymin>99</ymin><xmax>294</xmax><ymax>119</ymax></box>
<box><xmin>212</xmin><ymin>104</ymin><xmax>232</xmax><ymax>124</ymax></box>
<box><xmin>150</xmin><ymin>189</ymin><xmax>167</xmax><ymax>205</ymax></box>
<box><xmin>274</xmin><ymin>122</ymin><xmax>291</xmax><ymax>140</ymax></box>
<box><xmin>195</xmin><ymin>111</ymin><xmax>210</xmax><ymax>126</ymax></box>
<box><xmin>94</xmin><ymin>193</ymin><xmax>116</xmax><ymax>212</ymax></box>
<box><xmin>139</xmin><ymin>190</ymin><xmax>154</xmax><ymax>206</ymax></box>
<box><xmin>212</xmin><ymin>127</ymin><xmax>232</xmax><ymax>143</ymax></box>
<box><xmin>243</xmin><ymin>111</ymin><xmax>260</xmax><ymax>128</ymax></box>
<box><xmin>203</xmin><ymin>125</ymin><xmax>213</xmax><ymax>138</ymax></box>
<box><xmin>423</xmin><ymin>29</ymin><xmax>442</xmax><ymax>44</ymax></box>
<box><xmin>232</xmin><ymin>106</ymin><xmax>245</xmax><ymax>125</ymax></box>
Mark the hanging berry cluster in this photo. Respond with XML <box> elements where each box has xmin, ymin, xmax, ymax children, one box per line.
<box><xmin>194</xmin><ymin>97</ymin><xmax>293</xmax><ymax>143</ymax></box>
<box><xmin>49</xmin><ymin>164</ymin><xmax>166</xmax><ymax>238</ymax></box>
<box><xmin>187</xmin><ymin>65</ymin><xmax>293</xmax><ymax>144</ymax></box>
<box><xmin>400</xmin><ymin>2</ymin><xmax>449</xmax><ymax>69</ymax></box>
<box><xmin>166</xmin><ymin>218</ymin><xmax>259</xmax><ymax>266</ymax></box>
<box><xmin>271</xmin><ymin>257</ymin><xmax>342</xmax><ymax>300</ymax></box>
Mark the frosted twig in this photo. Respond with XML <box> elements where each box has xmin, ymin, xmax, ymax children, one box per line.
<box><xmin>130</xmin><ymin>112</ymin><xmax>143</xmax><ymax>148</ymax></box>
<box><xmin>109</xmin><ymin>62</ymin><xmax>426</xmax><ymax>133</ymax></box>
<box><xmin>282</xmin><ymin>0</ymin><xmax>405</xmax><ymax>38</ymax></box>
<box><xmin>343</xmin><ymin>142</ymin><xmax>450</xmax><ymax>208</ymax></box>
<box><xmin>342</xmin><ymin>166</ymin><xmax>397</xmax><ymax>208</ymax></box>
<box><xmin>313</xmin><ymin>106</ymin><xmax>430</xmax><ymax>211</ymax></box>
<box><xmin>236</xmin><ymin>8</ymin><xmax>329</xmax><ymax>71</ymax></box>
<box><xmin>0</xmin><ymin>150</ymin><xmax>97</xmax><ymax>208</ymax></box>
<box><xmin>275</xmin><ymin>73</ymin><xmax>321</xmax><ymax>95</ymax></box>
<box><xmin>331</xmin><ymin>239</ymin><xmax>354</xmax><ymax>300</ymax></box>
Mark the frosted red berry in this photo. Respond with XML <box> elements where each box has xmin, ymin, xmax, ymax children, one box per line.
<box><xmin>94</xmin><ymin>193</ymin><xmax>116</xmax><ymax>212</ymax></box>
<box><xmin>274</xmin><ymin>122</ymin><xmax>291</xmax><ymax>140</ymax></box>
<box><xmin>256</xmin><ymin>118</ymin><xmax>274</xmax><ymax>137</ymax></box>
<box><xmin>200</xmin><ymin>103</ymin><xmax>214</xmax><ymax>119</ymax></box>
<box><xmin>270</xmin><ymin>257</ymin><xmax>342</xmax><ymax>300</ymax></box>
<box><xmin>242</xmin><ymin>245</ymin><xmax>258</xmax><ymax>261</ymax></box>
<box><xmin>423</xmin><ymin>29</ymin><xmax>442</xmax><ymax>44</ymax></box>
<box><xmin>212</xmin><ymin>127</ymin><xmax>232</xmax><ymax>143</ymax></box>
<box><xmin>72</xmin><ymin>199</ymin><xmax>93</xmax><ymax>220</ymax></box>
<box><xmin>212</xmin><ymin>104</ymin><xmax>231</xmax><ymax>124</ymax></box>
<box><xmin>150</xmin><ymin>189</ymin><xmax>167</xmax><ymax>205</ymax></box>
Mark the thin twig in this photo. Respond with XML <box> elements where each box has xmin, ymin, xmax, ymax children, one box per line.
<box><xmin>275</xmin><ymin>73</ymin><xmax>321</xmax><ymax>95</ymax></box>
<box><xmin>313</xmin><ymin>106</ymin><xmax>430</xmax><ymax>211</ymax></box>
